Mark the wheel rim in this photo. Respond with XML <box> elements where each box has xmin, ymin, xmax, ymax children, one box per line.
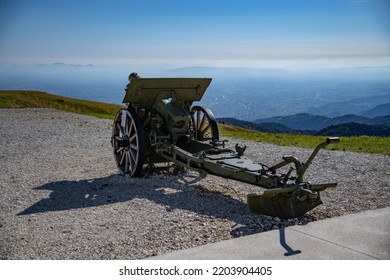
<box><xmin>112</xmin><ymin>108</ymin><xmax>145</xmax><ymax>176</ymax></box>
<box><xmin>190</xmin><ymin>106</ymin><xmax>219</xmax><ymax>142</ymax></box>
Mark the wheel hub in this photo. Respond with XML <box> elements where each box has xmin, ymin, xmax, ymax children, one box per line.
<box><xmin>116</xmin><ymin>136</ymin><xmax>130</xmax><ymax>148</ymax></box>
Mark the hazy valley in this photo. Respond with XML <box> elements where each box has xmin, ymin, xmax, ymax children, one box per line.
<box><xmin>1</xmin><ymin>63</ymin><xmax>389</xmax><ymax>136</ymax></box>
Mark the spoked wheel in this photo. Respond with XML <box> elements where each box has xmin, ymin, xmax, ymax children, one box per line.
<box><xmin>190</xmin><ymin>106</ymin><xmax>219</xmax><ymax>142</ymax></box>
<box><xmin>112</xmin><ymin>108</ymin><xmax>145</xmax><ymax>177</ymax></box>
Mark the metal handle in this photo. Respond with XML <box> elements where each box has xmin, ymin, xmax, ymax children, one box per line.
<box><xmin>326</xmin><ymin>137</ymin><xmax>340</xmax><ymax>144</ymax></box>
<box><xmin>298</xmin><ymin>137</ymin><xmax>340</xmax><ymax>181</ymax></box>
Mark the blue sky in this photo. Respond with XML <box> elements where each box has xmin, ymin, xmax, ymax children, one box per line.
<box><xmin>1</xmin><ymin>0</ymin><xmax>389</xmax><ymax>69</ymax></box>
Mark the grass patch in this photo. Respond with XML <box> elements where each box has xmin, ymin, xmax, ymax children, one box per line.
<box><xmin>219</xmin><ymin>124</ymin><xmax>390</xmax><ymax>155</ymax></box>
<box><xmin>0</xmin><ymin>90</ymin><xmax>123</xmax><ymax>119</ymax></box>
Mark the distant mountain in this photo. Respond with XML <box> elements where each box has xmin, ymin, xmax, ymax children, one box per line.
<box><xmin>36</xmin><ymin>62</ymin><xmax>96</xmax><ymax>68</ymax></box>
<box><xmin>218</xmin><ymin>118</ymin><xmax>298</xmax><ymax>134</ymax></box>
<box><xmin>305</xmin><ymin>94</ymin><xmax>390</xmax><ymax>117</ymax></box>
<box><xmin>254</xmin><ymin>113</ymin><xmax>377</xmax><ymax>131</ymax></box>
<box><xmin>370</xmin><ymin>115</ymin><xmax>390</xmax><ymax>127</ymax></box>
<box><xmin>359</xmin><ymin>103</ymin><xmax>390</xmax><ymax>118</ymax></box>
<box><xmin>219</xmin><ymin>117</ymin><xmax>390</xmax><ymax>137</ymax></box>
<box><xmin>254</xmin><ymin>113</ymin><xmax>328</xmax><ymax>130</ymax></box>
<box><xmin>316</xmin><ymin>122</ymin><xmax>390</xmax><ymax>137</ymax></box>
<box><xmin>324</xmin><ymin>114</ymin><xmax>371</xmax><ymax>128</ymax></box>
<box><xmin>168</xmin><ymin>66</ymin><xmax>291</xmax><ymax>78</ymax></box>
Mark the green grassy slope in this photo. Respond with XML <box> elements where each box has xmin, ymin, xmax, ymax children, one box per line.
<box><xmin>0</xmin><ymin>90</ymin><xmax>124</xmax><ymax>119</ymax></box>
<box><xmin>1</xmin><ymin>90</ymin><xmax>389</xmax><ymax>155</ymax></box>
<box><xmin>219</xmin><ymin>124</ymin><xmax>390</xmax><ymax>155</ymax></box>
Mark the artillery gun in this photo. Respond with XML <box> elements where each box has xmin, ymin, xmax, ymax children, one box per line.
<box><xmin>111</xmin><ymin>73</ymin><xmax>339</xmax><ymax>219</ymax></box>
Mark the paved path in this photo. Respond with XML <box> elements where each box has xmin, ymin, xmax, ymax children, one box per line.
<box><xmin>151</xmin><ymin>207</ymin><xmax>390</xmax><ymax>260</ymax></box>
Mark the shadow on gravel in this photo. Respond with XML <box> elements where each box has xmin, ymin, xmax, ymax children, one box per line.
<box><xmin>18</xmin><ymin>171</ymin><xmax>303</xmax><ymax>239</ymax></box>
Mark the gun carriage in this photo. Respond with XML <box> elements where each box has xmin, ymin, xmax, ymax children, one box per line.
<box><xmin>111</xmin><ymin>73</ymin><xmax>339</xmax><ymax>218</ymax></box>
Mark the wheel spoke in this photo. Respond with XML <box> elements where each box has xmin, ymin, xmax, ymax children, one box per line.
<box><xmin>125</xmin><ymin>151</ymin><xmax>130</xmax><ymax>172</ymax></box>
<box><xmin>199</xmin><ymin>113</ymin><xmax>206</xmax><ymax>130</ymax></box>
<box><xmin>125</xmin><ymin>121</ymin><xmax>129</xmax><ymax>135</ymax></box>
<box><xmin>129</xmin><ymin>134</ymin><xmax>136</xmax><ymax>142</ymax></box>
<box><xmin>120</xmin><ymin>150</ymin><xmax>126</xmax><ymax>165</ymax></box>
<box><xmin>124</xmin><ymin>115</ymin><xmax>129</xmax><ymax>135</ymax></box>
<box><xmin>116</xmin><ymin>123</ymin><xmax>124</xmax><ymax>137</ymax></box>
<box><xmin>196</xmin><ymin>111</ymin><xmax>201</xmax><ymax>130</ymax></box>
<box><xmin>130</xmin><ymin>143</ymin><xmax>138</xmax><ymax>151</ymax></box>
<box><xmin>128</xmin><ymin>121</ymin><xmax>134</xmax><ymax>136</ymax></box>
<box><xmin>200</xmin><ymin>123</ymin><xmax>211</xmax><ymax>134</ymax></box>
<box><xmin>130</xmin><ymin>150</ymin><xmax>137</xmax><ymax>166</ymax></box>
<box><xmin>200</xmin><ymin>119</ymin><xmax>209</xmax><ymax>132</ymax></box>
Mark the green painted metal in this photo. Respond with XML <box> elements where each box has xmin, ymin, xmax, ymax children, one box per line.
<box><xmin>123</xmin><ymin>76</ymin><xmax>212</xmax><ymax>111</ymax></box>
<box><xmin>115</xmin><ymin>73</ymin><xmax>340</xmax><ymax>219</ymax></box>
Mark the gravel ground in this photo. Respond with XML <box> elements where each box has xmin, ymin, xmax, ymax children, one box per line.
<box><xmin>0</xmin><ymin>108</ymin><xmax>389</xmax><ymax>260</ymax></box>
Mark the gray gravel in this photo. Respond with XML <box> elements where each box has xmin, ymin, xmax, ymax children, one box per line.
<box><xmin>0</xmin><ymin>108</ymin><xmax>389</xmax><ymax>259</ymax></box>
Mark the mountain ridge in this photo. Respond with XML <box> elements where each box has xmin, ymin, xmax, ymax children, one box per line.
<box><xmin>255</xmin><ymin>112</ymin><xmax>390</xmax><ymax>131</ymax></box>
<box><xmin>221</xmin><ymin>111</ymin><xmax>390</xmax><ymax>137</ymax></box>
<box><xmin>304</xmin><ymin>93</ymin><xmax>390</xmax><ymax>117</ymax></box>
<box><xmin>359</xmin><ymin>103</ymin><xmax>390</xmax><ymax>118</ymax></box>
